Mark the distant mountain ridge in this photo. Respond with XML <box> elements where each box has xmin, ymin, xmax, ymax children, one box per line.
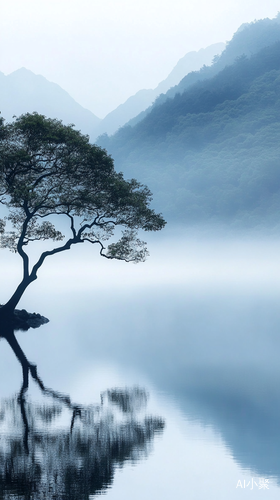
<box><xmin>0</xmin><ymin>44</ymin><xmax>225</xmax><ymax>141</ymax></box>
<box><xmin>93</xmin><ymin>43</ymin><xmax>225</xmax><ymax>139</ymax></box>
<box><xmin>97</xmin><ymin>15</ymin><xmax>280</xmax><ymax>228</ymax></box>
<box><xmin>126</xmin><ymin>14</ymin><xmax>280</xmax><ymax>129</ymax></box>
<box><xmin>0</xmin><ymin>68</ymin><xmax>101</xmax><ymax>137</ymax></box>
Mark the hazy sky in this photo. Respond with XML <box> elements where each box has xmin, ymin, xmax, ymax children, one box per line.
<box><xmin>1</xmin><ymin>0</ymin><xmax>279</xmax><ymax>118</ymax></box>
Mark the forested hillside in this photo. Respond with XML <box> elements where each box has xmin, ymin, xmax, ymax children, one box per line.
<box><xmin>98</xmin><ymin>21</ymin><xmax>280</xmax><ymax>228</ymax></box>
<box><xmin>127</xmin><ymin>15</ymin><xmax>280</xmax><ymax>128</ymax></box>
<box><xmin>163</xmin><ymin>14</ymin><xmax>280</xmax><ymax>102</ymax></box>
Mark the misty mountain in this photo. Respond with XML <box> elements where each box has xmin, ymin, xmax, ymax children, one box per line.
<box><xmin>127</xmin><ymin>14</ymin><xmax>280</xmax><ymax>128</ymax></box>
<box><xmin>0</xmin><ymin>68</ymin><xmax>101</xmax><ymax>137</ymax></box>
<box><xmin>166</xmin><ymin>14</ymin><xmax>280</xmax><ymax>99</ymax></box>
<box><xmin>93</xmin><ymin>43</ymin><xmax>225</xmax><ymax>138</ymax></box>
<box><xmin>97</xmin><ymin>18</ymin><xmax>280</xmax><ymax>228</ymax></box>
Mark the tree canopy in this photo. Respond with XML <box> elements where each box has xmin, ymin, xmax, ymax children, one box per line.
<box><xmin>0</xmin><ymin>113</ymin><xmax>165</xmax><ymax>314</ymax></box>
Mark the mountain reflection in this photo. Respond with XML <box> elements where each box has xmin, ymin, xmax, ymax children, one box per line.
<box><xmin>177</xmin><ymin>368</ymin><xmax>280</xmax><ymax>482</ymax></box>
<box><xmin>0</xmin><ymin>322</ymin><xmax>164</xmax><ymax>500</ymax></box>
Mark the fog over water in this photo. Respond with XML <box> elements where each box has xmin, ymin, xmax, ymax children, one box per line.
<box><xmin>1</xmin><ymin>228</ymin><xmax>280</xmax><ymax>498</ymax></box>
<box><xmin>2</xmin><ymin>227</ymin><xmax>280</xmax><ymax>293</ymax></box>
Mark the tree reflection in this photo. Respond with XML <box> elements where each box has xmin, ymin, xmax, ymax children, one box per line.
<box><xmin>0</xmin><ymin>322</ymin><xmax>164</xmax><ymax>500</ymax></box>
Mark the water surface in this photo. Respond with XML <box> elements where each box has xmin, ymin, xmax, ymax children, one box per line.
<box><xmin>1</xmin><ymin>234</ymin><xmax>280</xmax><ymax>499</ymax></box>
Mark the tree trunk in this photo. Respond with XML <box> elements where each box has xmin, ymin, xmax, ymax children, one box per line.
<box><xmin>0</xmin><ymin>275</ymin><xmax>36</xmax><ymax>316</ymax></box>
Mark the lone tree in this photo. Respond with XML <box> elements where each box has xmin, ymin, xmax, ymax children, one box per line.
<box><xmin>0</xmin><ymin>113</ymin><xmax>165</xmax><ymax>319</ymax></box>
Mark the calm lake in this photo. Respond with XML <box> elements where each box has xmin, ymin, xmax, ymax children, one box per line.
<box><xmin>1</xmin><ymin>230</ymin><xmax>280</xmax><ymax>499</ymax></box>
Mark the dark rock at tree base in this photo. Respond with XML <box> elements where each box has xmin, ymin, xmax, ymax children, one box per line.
<box><xmin>14</xmin><ymin>309</ymin><xmax>49</xmax><ymax>330</ymax></box>
<box><xmin>0</xmin><ymin>306</ymin><xmax>49</xmax><ymax>331</ymax></box>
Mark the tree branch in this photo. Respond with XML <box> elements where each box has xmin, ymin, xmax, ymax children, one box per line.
<box><xmin>17</xmin><ymin>204</ymin><xmax>31</xmax><ymax>279</ymax></box>
<box><xmin>77</xmin><ymin>218</ymin><xmax>99</xmax><ymax>239</ymax></box>
<box><xmin>30</xmin><ymin>237</ymin><xmax>83</xmax><ymax>279</ymax></box>
<box><xmin>67</xmin><ymin>213</ymin><xmax>77</xmax><ymax>238</ymax></box>
<box><xmin>31</xmin><ymin>169</ymin><xmax>57</xmax><ymax>189</ymax></box>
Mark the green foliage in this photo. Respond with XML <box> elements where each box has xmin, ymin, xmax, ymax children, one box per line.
<box><xmin>0</xmin><ymin>112</ymin><xmax>165</xmax><ymax>273</ymax></box>
<box><xmin>106</xmin><ymin>229</ymin><xmax>149</xmax><ymax>263</ymax></box>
